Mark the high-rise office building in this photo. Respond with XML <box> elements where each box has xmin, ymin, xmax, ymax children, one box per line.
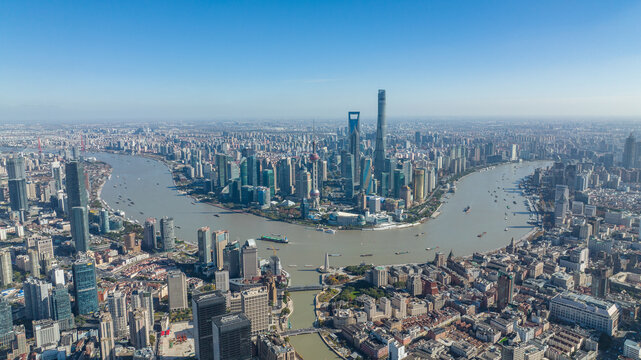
<box><xmin>129</xmin><ymin>308</ymin><xmax>149</xmax><ymax>349</ymax></box>
<box><xmin>71</xmin><ymin>206</ymin><xmax>90</xmax><ymax>252</ymax></box>
<box><xmin>242</xmin><ymin>239</ymin><xmax>259</xmax><ymax>280</ymax></box>
<box><xmin>51</xmin><ymin>161</ymin><xmax>64</xmax><ymax>192</ymax></box>
<box><xmin>167</xmin><ymin>270</ymin><xmax>188</xmax><ymax>310</ymax></box>
<box><xmin>99</xmin><ymin>209</ymin><xmax>110</xmax><ymax>234</ymax></box>
<box><xmin>623</xmin><ymin>133</ymin><xmax>636</xmax><ymax>169</ymax></box>
<box><xmin>215</xmin><ymin>270</ymin><xmax>229</xmax><ymax>292</ymax></box>
<box><xmin>241</xmin><ymin>287</ymin><xmax>270</xmax><ymax>336</ymax></box>
<box><xmin>361</xmin><ymin>157</ymin><xmax>374</xmax><ymax>195</ymax></box>
<box><xmin>192</xmin><ymin>290</ymin><xmax>226</xmax><ymax>360</ymax></box>
<box><xmin>107</xmin><ymin>291</ymin><xmax>128</xmax><ymax>339</ymax></box>
<box><xmin>131</xmin><ymin>289</ymin><xmax>155</xmax><ymax>331</ymax></box>
<box><xmin>413</xmin><ymin>168</ymin><xmax>425</xmax><ymax>201</ymax></box>
<box><xmin>99</xmin><ymin>311</ymin><xmax>115</xmax><ymax>360</ymax></box>
<box><xmin>23</xmin><ymin>277</ymin><xmax>52</xmax><ymax>320</ymax></box>
<box><xmin>223</xmin><ymin>241</ymin><xmax>242</xmax><ymax>278</ymax></box>
<box><xmin>348</xmin><ymin>111</ymin><xmax>361</xmax><ymax>185</ymax></box>
<box><xmin>591</xmin><ymin>267</ymin><xmax>613</xmax><ymax>299</ymax></box>
<box><xmin>51</xmin><ymin>285</ymin><xmax>74</xmax><ymax>330</ymax></box>
<box><xmin>213</xmin><ymin>230</ymin><xmax>229</xmax><ymax>270</ymax></box>
<box><xmin>374</xmin><ymin>89</ymin><xmax>387</xmax><ymax>183</ymax></box>
<box><xmin>198</xmin><ymin>226</ymin><xmax>212</xmax><ymax>265</ymax></box>
<box><xmin>212</xmin><ymin>313</ymin><xmax>252</xmax><ymax>360</ymax></box>
<box><xmin>33</xmin><ymin>319</ymin><xmax>60</xmax><ymax>348</ymax></box>
<box><xmin>66</xmin><ymin>161</ymin><xmax>89</xmax><ymax>240</ymax></box>
<box><xmin>247</xmin><ymin>155</ymin><xmax>258</xmax><ymax>186</ymax></box>
<box><xmin>143</xmin><ymin>218</ymin><xmax>157</xmax><ymax>251</ymax></box>
<box><xmin>7</xmin><ymin>156</ymin><xmax>29</xmax><ymax>215</ymax></box>
<box><xmin>262</xmin><ymin>169</ymin><xmax>275</xmax><ymax>197</ymax></box>
<box><xmin>72</xmin><ymin>257</ymin><xmax>99</xmax><ymax>315</ymax></box>
<box><xmin>160</xmin><ymin>217</ymin><xmax>176</xmax><ymax>252</ymax></box>
<box><xmin>0</xmin><ymin>300</ymin><xmax>12</xmax><ymax>337</ymax></box>
<box><xmin>28</xmin><ymin>248</ymin><xmax>40</xmax><ymax>276</ymax></box>
<box><xmin>0</xmin><ymin>250</ymin><xmax>12</xmax><ymax>287</ymax></box>
<box><xmin>497</xmin><ymin>272</ymin><xmax>514</xmax><ymax>310</ymax></box>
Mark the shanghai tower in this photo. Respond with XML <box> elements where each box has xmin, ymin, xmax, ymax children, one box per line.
<box><xmin>374</xmin><ymin>89</ymin><xmax>386</xmax><ymax>183</ymax></box>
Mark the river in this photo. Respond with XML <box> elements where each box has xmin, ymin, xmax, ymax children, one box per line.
<box><xmin>93</xmin><ymin>152</ymin><xmax>545</xmax><ymax>360</ymax></box>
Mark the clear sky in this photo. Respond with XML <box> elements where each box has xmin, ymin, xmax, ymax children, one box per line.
<box><xmin>1</xmin><ymin>1</ymin><xmax>640</xmax><ymax>122</ymax></box>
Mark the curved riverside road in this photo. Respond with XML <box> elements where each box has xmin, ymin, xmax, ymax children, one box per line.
<box><xmin>95</xmin><ymin>152</ymin><xmax>546</xmax><ymax>286</ymax></box>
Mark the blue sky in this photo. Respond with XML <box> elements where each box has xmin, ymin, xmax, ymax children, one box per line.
<box><xmin>1</xmin><ymin>1</ymin><xmax>640</xmax><ymax>122</ymax></box>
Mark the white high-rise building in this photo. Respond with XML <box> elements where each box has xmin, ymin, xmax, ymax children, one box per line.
<box><xmin>0</xmin><ymin>250</ymin><xmax>12</xmax><ymax>287</ymax></box>
<box><xmin>167</xmin><ymin>270</ymin><xmax>188</xmax><ymax>310</ymax></box>
<box><xmin>107</xmin><ymin>291</ymin><xmax>128</xmax><ymax>339</ymax></box>
<box><xmin>131</xmin><ymin>289</ymin><xmax>154</xmax><ymax>331</ymax></box>
<box><xmin>242</xmin><ymin>239</ymin><xmax>259</xmax><ymax>280</ymax></box>
<box><xmin>215</xmin><ymin>270</ymin><xmax>229</xmax><ymax>292</ymax></box>
<box><xmin>99</xmin><ymin>311</ymin><xmax>115</xmax><ymax>360</ymax></box>
<box><xmin>241</xmin><ymin>287</ymin><xmax>269</xmax><ymax>335</ymax></box>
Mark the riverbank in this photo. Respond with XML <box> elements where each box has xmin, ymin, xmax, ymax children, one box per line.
<box><xmin>134</xmin><ymin>149</ymin><xmax>524</xmax><ymax>232</ymax></box>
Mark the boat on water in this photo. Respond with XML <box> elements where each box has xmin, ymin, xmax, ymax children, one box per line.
<box><xmin>259</xmin><ymin>235</ymin><xmax>289</xmax><ymax>244</ymax></box>
<box><xmin>504</xmin><ymin>228</ymin><xmax>509</xmax><ymax>231</ymax></box>
<box><xmin>463</xmin><ymin>205</ymin><xmax>471</xmax><ymax>213</ymax></box>
<box><xmin>288</xmin><ymin>265</ymin><xmax>298</xmax><ymax>267</ymax></box>
<box><xmin>395</xmin><ymin>251</ymin><xmax>409</xmax><ymax>255</ymax></box>
<box><xmin>214</xmin><ymin>214</ymin><xmax>220</xmax><ymax>217</ymax></box>
<box><xmin>477</xmin><ymin>232</ymin><xmax>487</xmax><ymax>238</ymax></box>
<box><xmin>324</xmin><ymin>229</ymin><xmax>336</xmax><ymax>234</ymax></box>
<box><xmin>328</xmin><ymin>254</ymin><xmax>341</xmax><ymax>257</ymax></box>
<box><xmin>505</xmin><ymin>217</ymin><xmax>508</xmax><ymax>220</ymax></box>
<box><xmin>360</xmin><ymin>254</ymin><xmax>373</xmax><ymax>257</ymax></box>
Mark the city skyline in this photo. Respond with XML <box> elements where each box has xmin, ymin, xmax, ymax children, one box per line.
<box><xmin>1</xmin><ymin>1</ymin><xmax>641</xmax><ymax>121</ymax></box>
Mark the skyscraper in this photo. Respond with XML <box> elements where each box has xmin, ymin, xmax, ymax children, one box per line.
<box><xmin>143</xmin><ymin>218</ymin><xmax>157</xmax><ymax>251</ymax></box>
<box><xmin>0</xmin><ymin>300</ymin><xmax>12</xmax><ymax>337</ymax></box>
<box><xmin>215</xmin><ymin>270</ymin><xmax>229</xmax><ymax>292</ymax></box>
<box><xmin>223</xmin><ymin>241</ymin><xmax>242</xmax><ymax>278</ymax></box>
<box><xmin>71</xmin><ymin>206</ymin><xmax>90</xmax><ymax>252</ymax></box>
<box><xmin>413</xmin><ymin>168</ymin><xmax>425</xmax><ymax>202</ymax></box>
<box><xmin>72</xmin><ymin>257</ymin><xmax>99</xmax><ymax>315</ymax></box>
<box><xmin>623</xmin><ymin>133</ymin><xmax>636</xmax><ymax>169</ymax></box>
<box><xmin>192</xmin><ymin>290</ymin><xmax>226</xmax><ymax>360</ymax></box>
<box><xmin>241</xmin><ymin>286</ymin><xmax>270</xmax><ymax>335</ymax></box>
<box><xmin>99</xmin><ymin>209</ymin><xmax>110</xmax><ymax>234</ymax></box>
<box><xmin>213</xmin><ymin>230</ymin><xmax>229</xmax><ymax>270</ymax></box>
<box><xmin>51</xmin><ymin>161</ymin><xmax>64</xmax><ymax>192</ymax></box>
<box><xmin>497</xmin><ymin>272</ymin><xmax>514</xmax><ymax>310</ymax></box>
<box><xmin>262</xmin><ymin>169</ymin><xmax>275</xmax><ymax>197</ymax></box>
<box><xmin>51</xmin><ymin>285</ymin><xmax>74</xmax><ymax>330</ymax></box>
<box><xmin>167</xmin><ymin>270</ymin><xmax>188</xmax><ymax>310</ymax></box>
<box><xmin>242</xmin><ymin>239</ymin><xmax>259</xmax><ymax>280</ymax></box>
<box><xmin>374</xmin><ymin>89</ymin><xmax>387</xmax><ymax>183</ymax></box>
<box><xmin>212</xmin><ymin>313</ymin><xmax>252</xmax><ymax>360</ymax></box>
<box><xmin>0</xmin><ymin>250</ymin><xmax>12</xmax><ymax>287</ymax></box>
<box><xmin>23</xmin><ymin>277</ymin><xmax>52</xmax><ymax>320</ymax></box>
<box><xmin>198</xmin><ymin>226</ymin><xmax>212</xmax><ymax>265</ymax></box>
<box><xmin>99</xmin><ymin>311</ymin><xmax>115</xmax><ymax>360</ymax></box>
<box><xmin>107</xmin><ymin>291</ymin><xmax>128</xmax><ymax>339</ymax></box>
<box><xmin>131</xmin><ymin>289</ymin><xmax>155</xmax><ymax>331</ymax></box>
<box><xmin>247</xmin><ymin>155</ymin><xmax>258</xmax><ymax>186</ymax></box>
<box><xmin>160</xmin><ymin>217</ymin><xmax>176</xmax><ymax>252</ymax></box>
<box><xmin>361</xmin><ymin>157</ymin><xmax>374</xmax><ymax>195</ymax></box>
<box><xmin>7</xmin><ymin>156</ymin><xmax>29</xmax><ymax>216</ymax></box>
<box><xmin>128</xmin><ymin>308</ymin><xmax>149</xmax><ymax>349</ymax></box>
<box><xmin>66</xmin><ymin>161</ymin><xmax>90</xmax><ymax>252</ymax></box>
<box><xmin>348</xmin><ymin>111</ymin><xmax>361</xmax><ymax>185</ymax></box>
